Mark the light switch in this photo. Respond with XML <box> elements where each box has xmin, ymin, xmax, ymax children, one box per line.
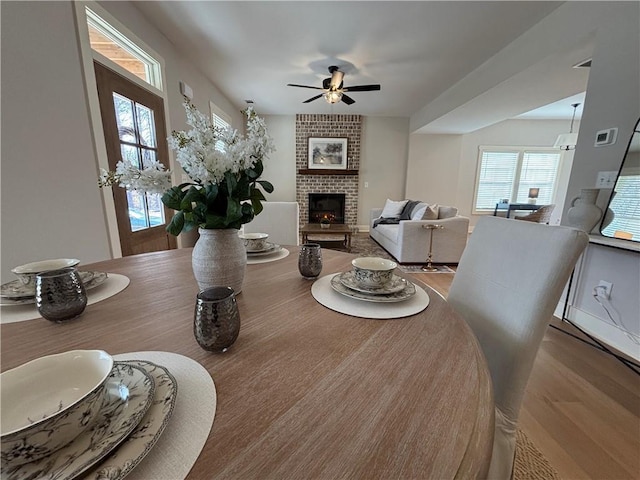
<box><xmin>180</xmin><ymin>81</ymin><xmax>193</xmax><ymax>100</ymax></box>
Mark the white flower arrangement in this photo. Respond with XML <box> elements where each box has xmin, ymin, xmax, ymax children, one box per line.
<box><xmin>99</xmin><ymin>99</ymin><xmax>275</xmax><ymax>234</ymax></box>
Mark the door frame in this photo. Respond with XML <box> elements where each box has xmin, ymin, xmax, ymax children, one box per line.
<box><xmin>73</xmin><ymin>1</ymin><xmax>180</xmax><ymax>258</ymax></box>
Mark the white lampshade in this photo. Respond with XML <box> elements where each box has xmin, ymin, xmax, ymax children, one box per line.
<box><xmin>554</xmin><ymin>132</ymin><xmax>578</xmax><ymax>150</ymax></box>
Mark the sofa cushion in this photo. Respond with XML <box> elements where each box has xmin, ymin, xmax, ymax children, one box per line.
<box><xmin>381</xmin><ymin>199</ymin><xmax>408</xmax><ymax>218</ymax></box>
<box><xmin>399</xmin><ymin>200</ymin><xmax>422</xmax><ymax>220</ymax></box>
<box><xmin>438</xmin><ymin>205</ymin><xmax>458</xmax><ymax>219</ymax></box>
<box><xmin>410</xmin><ymin>202</ymin><xmax>428</xmax><ymax>220</ymax></box>
<box><xmin>422</xmin><ymin>204</ymin><xmax>439</xmax><ymax>220</ymax></box>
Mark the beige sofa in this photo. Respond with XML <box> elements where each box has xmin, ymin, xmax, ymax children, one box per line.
<box><xmin>369</xmin><ymin>203</ymin><xmax>469</xmax><ymax>264</ymax></box>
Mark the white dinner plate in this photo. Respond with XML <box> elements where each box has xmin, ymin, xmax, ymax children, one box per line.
<box><xmin>0</xmin><ymin>272</ymin><xmax>108</xmax><ymax>305</ymax></box>
<box><xmin>84</xmin><ymin>360</ymin><xmax>178</xmax><ymax>480</ymax></box>
<box><xmin>330</xmin><ymin>273</ymin><xmax>416</xmax><ymax>303</ymax></box>
<box><xmin>2</xmin><ymin>363</ymin><xmax>155</xmax><ymax>480</ymax></box>
<box><xmin>338</xmin><ymin>271</ymin><xmax>409</xmax><ymax>295</ymax></box>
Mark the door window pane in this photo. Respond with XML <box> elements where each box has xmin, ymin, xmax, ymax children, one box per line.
<box><xmin>136</xmin><ymin>104</ymin><xmax>156</xmax><ymax>147</ymax></box>
<box><xmin>113</xmin><ymin>92</ymin><xmax>165</xmax><ymax>232</ymax></box>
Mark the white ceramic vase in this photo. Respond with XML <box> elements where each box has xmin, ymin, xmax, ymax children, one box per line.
<box><xmin>566</xmin><ymin>188</ymin><xmax>603</xmax><ymax>233</ymax></box>
<box><xmin>192</xmin><ymin>228</ymin><xmax>246</xmax><ymax>294</ymax></box>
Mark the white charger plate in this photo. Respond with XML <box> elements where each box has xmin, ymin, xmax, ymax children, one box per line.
<box><xmin>330</xmin><ymin>273</ymin><xmax>416</xmax><ymax>303</ymax></box>
<box><xmin>84</xmin><ymin>360</ymin><xmax>178</xmax><ymax>480</ymax></box>
<box><xmin>2</xmin><ymin>363</ymin><xmax>155</xmax><ymax>480</ymax></box>
<box><xmin>0</xmin><ymin>272</ymin><xmax>108</xmax><ymax>305</ymax></box>
<box><xmin>338</xmin><ymin>271</ymin><xmax>409</xmax><ymax>295</ymax></box>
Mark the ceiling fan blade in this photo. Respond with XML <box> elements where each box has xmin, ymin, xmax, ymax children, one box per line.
<box><xmin>303</xmin><ymin>94</ymin><xmax>324</xmax><ymax>103</ymax></box>
<box><xmin>330</xmin><ymin>70</ymin><xmax>344</xmax><ymax>89</ymax></box>
<box><xmin>287</xmin><ymin>83</ymin><xmax>323</xmax><ymax>90</ymax></box>
<box><xmin>343</xmin><ymin>84</ymin><xmax>381</xmax><ymax>92</ymax></box>
<box><xmin>341</xmin><ymin>94</ymin><xmax>355</xmax><ymax>105</ymax></box>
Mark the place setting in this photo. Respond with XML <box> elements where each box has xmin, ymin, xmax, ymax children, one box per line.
<box><xmin>0</xmin><ymin>349</ymin><xmax>180</xmax><ymax>480</ymax></box>
<box><xmin>310</xmin><ymin>256</ymin><xmax>430</xmax><ymax>319</ymax></box>
<box><xmin>0</xmin><ymin>258</ymin><xmax>130</xmax><ymax>324</ymax></box>
<box><xmin>240</xmin><ymin>232</ymin><xmax>290</xmax><ymax>264</ymax></box>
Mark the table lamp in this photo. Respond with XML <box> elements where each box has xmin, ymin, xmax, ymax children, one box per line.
<box><xmin>528</xmin><ymin>188</ymin><xmax>539</xmax><ymax>204</ymax></box>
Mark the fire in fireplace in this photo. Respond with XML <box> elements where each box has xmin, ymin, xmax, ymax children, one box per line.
<box><xmin>308</xmin><ymin>193</ymin><xmax>346</xmax><ymax>224</ymax></box>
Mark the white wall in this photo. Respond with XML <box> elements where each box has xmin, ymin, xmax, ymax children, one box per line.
<box><xmin>359</xmin><ymin>117</ymin><xmax>409</xmax><ymax>229</ymax></box>
<box><xmin>263</xmin><ymin>116</ymin><xmax>296</xmax><ymax>202</ymax></box>
<box><xmin>562</xmin><ymin>2</ymin><xmax>640</xmax><ymax>357</ymax></box>
<box><xmin>1</xmin><ymin>1</ymin><xmax>112</xmax><ymax>283</ymax></box>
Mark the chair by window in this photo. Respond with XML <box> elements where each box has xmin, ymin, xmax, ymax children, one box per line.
<box><xmin>447</xmin><ymin>216</ymin><xmax>588</xmax><ymax>479</ymax></box>
<box><xmin>515</xmin><ymin>204</ymin><xmax>555</xmax><ymax>224</ymax></box>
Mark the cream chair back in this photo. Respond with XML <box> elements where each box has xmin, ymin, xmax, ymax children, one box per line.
<box><xmin>447</xmin><ymin>216</ymin><xmax>588</xmax><ymax>479</ymax></box>
<box><xmin>242</xmin><ymin>202</ymin><xmax>300</xmax><ymax>246</ymax></box>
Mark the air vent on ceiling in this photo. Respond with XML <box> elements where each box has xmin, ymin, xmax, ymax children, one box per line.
<box><xmin>573</xmin><ymin>58</ymin><xmax>592</xmax><ymax>68</ymax></box>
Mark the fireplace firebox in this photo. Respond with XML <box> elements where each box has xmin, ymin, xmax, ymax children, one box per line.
<box><xmin>308</xmin><ymin>193</ymin><xmax>346</xmax><ymax>224</ymax></box>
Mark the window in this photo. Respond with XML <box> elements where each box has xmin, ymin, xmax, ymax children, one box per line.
<box><xmin>86</xmin><ymin>7</ymin><xmax>162</xmax><ymax>90</ymax></box>
<box><xmin>210</xmin><ymin>101</ymin><xmax>232</xmax><ymax>152</ymax></box>
<box><xmin>473</xmin><ymin>147</ymin><xmax>562</xmax><ymax>212</ymax></box>
<box><xmin>601</xmin><ymin>175</ymin><xmax>640</xmax><ymax>240</ymax></box>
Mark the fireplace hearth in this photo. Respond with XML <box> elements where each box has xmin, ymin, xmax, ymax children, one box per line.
<box><xmin>308</xmin><ymin>193</ymin><xmax>346</xmax><ymax>224</ymax></box>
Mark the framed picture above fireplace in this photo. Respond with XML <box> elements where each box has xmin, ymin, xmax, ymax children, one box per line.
<box><xmin>308</xmin><ymin>137</ymin><xmax>348</xmax><ymax>170</ymax></box>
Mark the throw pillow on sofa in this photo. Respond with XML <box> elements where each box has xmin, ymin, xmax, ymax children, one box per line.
<box><xmin>380</xmin><ymin>199</ymin><xmax>409</xmax><ymax>218</ymax></box>
<box><xmin>411</xmin><ymin>203</ymin><xmax>439</xmax><ymax>220</ymax></box>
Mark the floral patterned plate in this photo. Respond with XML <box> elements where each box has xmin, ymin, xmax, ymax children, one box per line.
<box><xmin>246</xmin><ymin>244</ymin><xmax>282</xmax><ymax>257</ymax></box>
<box><xmin>246</xmin><ymin>242</ymin><xmax>279</xmax><ymax>254</ymax></box>
<box><xmin>2</xmin><ymin>363</ymin><xmax>155</xmax><ymax>480</ymax></box>
<box><xmin>85</xmin><ymin>360</ymin><xmax>178</xmax><ymax>480</ymax></box>
<box><xmin>338</xmin><ymin>271</ymin><xmax>409</xmax><ymax>295</ymax></box>
<box><xmin>0</xmin><ymin>272</ymin><xmax>108</xmax><ymax>305</ymax></box>
<box><xmin>330</xmin><ymin>273</ymin><xmax>416</xmax><ymax>303</ymax></box>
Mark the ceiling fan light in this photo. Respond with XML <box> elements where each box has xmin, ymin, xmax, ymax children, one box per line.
<box><xmin>324</xmin><ymin>91</ymin><xmax>343</xmax><ymax>104</ymax></box>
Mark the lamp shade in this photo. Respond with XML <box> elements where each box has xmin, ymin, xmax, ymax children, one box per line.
<box><xmin>554</xmin><ymin>132</ymin><xmax>578</xmax><ymax>150</ymax></box>
<box><xmin>528</xmin><ymin>188</ymin><xmax>539</xmax><ymax>199</ymax></box>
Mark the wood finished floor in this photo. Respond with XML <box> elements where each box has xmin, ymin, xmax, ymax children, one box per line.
<box><xmin>406</xmin><ymin>269</ymin><xmax>640</xmax><ymax>480</ymax></box>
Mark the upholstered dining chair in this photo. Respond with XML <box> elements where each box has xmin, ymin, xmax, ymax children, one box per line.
<box><xmin>447</xmin><ymin>216</ymin><xmax>588</xmax><ymax>479</ymax></box>
<box><xmin>242</xmin><ymin>201</ymin><xmax>300</xmax><ymax>246</ymax></box>
<box><xmin>516</xmin><ymin>204</ymin><xmax>555</xmax><ymax>224</ymax></box>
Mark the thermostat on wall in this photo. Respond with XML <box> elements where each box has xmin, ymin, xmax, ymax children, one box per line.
<box><xmin>594</xmin><ymin>127</ymin><xmax>618</xmax><ymax>147</ymax></box>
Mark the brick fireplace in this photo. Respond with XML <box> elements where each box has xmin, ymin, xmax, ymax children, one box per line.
<box><xmin>295</xmin><ymin>114</ymin><xmax>361</xmax><ymax>227</ymax></box>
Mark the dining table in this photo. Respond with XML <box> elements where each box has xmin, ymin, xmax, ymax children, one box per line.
<box><xmin>0</xmin><ymin>246</ymin><xmax>494</xmax><ymax>479</ymax></box>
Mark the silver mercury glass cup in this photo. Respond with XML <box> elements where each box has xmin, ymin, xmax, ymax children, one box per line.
<box><xmin>298</xmin><ymin>243</ymin><xmax>323</xmax><ymax>279</ymax></box>
<box><xmin>194</xmin><ymin>286</ymin><xmax>241</xmax><ymax>352</ymax></box>
<box><xmin>35</xmin><ymin>267</ymin><xmax>88</xmax><ymax>322</ymax></box>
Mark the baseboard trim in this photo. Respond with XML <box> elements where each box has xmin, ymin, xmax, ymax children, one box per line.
<box><xmin>554</xmin><ymin>302</ymin><xmax>640</xmax><ymax>362</ymax></box>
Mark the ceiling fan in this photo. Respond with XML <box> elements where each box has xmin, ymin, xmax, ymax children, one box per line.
<box><xmin>287</xmin><ymin>66</ymin><xmax>381</xmax><ymax>105</ymax></box>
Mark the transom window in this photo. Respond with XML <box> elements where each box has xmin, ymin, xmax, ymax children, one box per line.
<box><xmin>473</xmin><ymin>147</ymin><xmax>562</xmax><ymax>212</ymax></box>
<box><xmin>86</xmin><ymin>7</ymin><xmax>162</xmax><ymax>90</ymax></box>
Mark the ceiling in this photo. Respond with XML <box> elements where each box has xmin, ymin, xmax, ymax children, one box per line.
<box><xmin>132</xmin><ymin>1</ymin><xmax>590</xmax><ymax>133</ymax></box>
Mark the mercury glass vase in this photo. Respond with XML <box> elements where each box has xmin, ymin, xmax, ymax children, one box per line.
<box><xmin>35</xmin><ymin>267</ymin><xmax>88</xmax><ymax>322</ymax></box>
<box><xmin>298</xmin><ymin>243</ymin><xmax>323</xmax><ymax>279</ymax></box>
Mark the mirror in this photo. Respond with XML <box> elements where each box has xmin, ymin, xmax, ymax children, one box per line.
<box><xmin>600</xmin><ymin>118</ymin><xmax>640</xmax><ymax>242</ymax></box>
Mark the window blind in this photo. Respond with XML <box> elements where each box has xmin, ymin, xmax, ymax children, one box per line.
<box><xmin>601</xmin><ymin>175</ymin><xmax>640</xmax><ymax>240</ymax></box>
<box><xmin>475</xmin><ymin>151</ymin><xmax>518</xmax><ymax>210</ymax></box>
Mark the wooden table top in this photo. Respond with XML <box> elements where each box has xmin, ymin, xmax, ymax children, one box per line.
<box><xmin>0</xmin><ymin>247</ymin><xmax>493</xmax><ymax>479</ymax></box>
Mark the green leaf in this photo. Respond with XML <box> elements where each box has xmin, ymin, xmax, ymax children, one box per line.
<box><xmin>224</xmin><ymin>172</ymin><xmax>238</xmax><ymax>195</ymax></box>
<box><xmin>162</xmin><ymin>186</ymin><xmax>187</xmax><ymax>210</ymax></box>
<box><xmin>166</xmin><ymin>211</ymin><xmax>185</xmax><ymax>236</ymax></box>
<box><xmin>257</xmin><ymin>180</ymin><xmax>274</xmax><ymax>193</ymax></box>
<box><xmin>180</xmin><ymin>186</ymin><xmax>202</xmax><ymax>211</ymax></box>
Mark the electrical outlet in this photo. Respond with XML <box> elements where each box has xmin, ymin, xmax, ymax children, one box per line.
<box><xmin>596</xmin><ymin>171</ymin><xmax>618</xmax><ymax>188</ymax></box>
<box><xmin>598</xmin><ymin>280</ymin><xmax>613</xmax><ymax>299</ymax></box>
